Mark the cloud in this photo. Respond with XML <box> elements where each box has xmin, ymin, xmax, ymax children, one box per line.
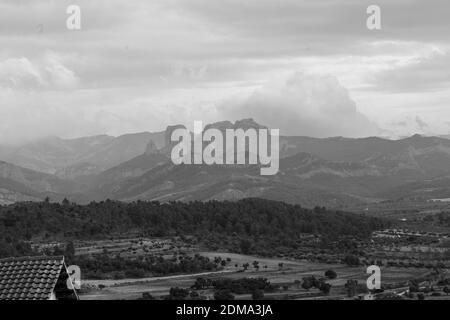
<box><xmin>0</xmin><ymin>52</ymin><xmax>79</xmax><ymax>90</ymax></box>
<box><xmin>369</xmin><ymin>50</ymin><xmax>450</xmax><ymax>92</ymax></box>
<box><xmin>0</xmin><ymin>0</ymin><xmax>449</xmax><ymax>143</ymax></box>
<box><xmin>415</xmin><ymin>116</ymin><xmax>429</xmax><ymax>130</ymax></box>
<box><xmin>0</xmin><ymin>0</ymin><xmax>133</xmax><ymax>36</ymax></box>
<box><xmin>220</xmin><ymin>72</ymin><xmax>380</xmax><ymax>138</ymax></box>
<box><xmin>381</xmin><ymin>113</ymin><xmax>447</xmax><ymax>138</ymax></box>
<box><xmin>174</xmin><ymin>0</ymin><xmax>450</xmax><ymax>51</ymax></box>
<box><xmin>0</xmin><ymin>57</ymin><xmax>44</xmax><ymax>89</ymax></box>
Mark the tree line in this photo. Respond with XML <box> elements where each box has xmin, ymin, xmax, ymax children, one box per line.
<box><xmin>0</xmin><ymin>198</ymin><xmax>389</xmax><ymax>258</ymax></box>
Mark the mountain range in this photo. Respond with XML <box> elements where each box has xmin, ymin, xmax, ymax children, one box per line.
<box><xmin>1</xmin><ymin>118</ymin><xmax>450</xmax><ymax>207</ymax></box>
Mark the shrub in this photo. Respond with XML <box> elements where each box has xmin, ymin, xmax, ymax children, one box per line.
<box><xmin>343</xmin><ymin>254</ymin><xmax>360</xmax><ymax>266</ymax></box>
<box><xmin>214</xmin><ymin>290</ymin><xmax>235</xmax><ymax>300</ymax></box>
<box><xmin>325</xmin><ymin>269</ymin><xmax>337</xmax><ymax>279</ymax></box>
<box><xmin>251</xmin><ymin>290</ymin><xmax>265</xmax><ymax>300</ymax></box>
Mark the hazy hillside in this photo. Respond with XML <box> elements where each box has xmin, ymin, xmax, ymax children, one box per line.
<box><xmin>0</xmin><ymin>131</ymin><xmax>166</xmax><ymax>177</ymax></box>
<box><xmin>2</xmin><ymin>120</ymin><xmax>450</xmax><ymax>207</ymax></box>
<box><xmin>0</xmin><ymin>161</ymin><xmax>76</xmax><ymax>205</ymax></box>
<box><xmin>73</xmin><ymin>132</ymin><xmax>450</xmax><ymax>207</ymax></box>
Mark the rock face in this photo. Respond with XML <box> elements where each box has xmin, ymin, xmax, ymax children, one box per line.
<box><xmin>234</xmin><ymin>118</ymin><xmax>268</xmax><ymax>130</ymax></box>
<box><xmin>204</xmin><ymin>118</ymin><xmax>268</xmax><ymax>132</ymax></box>
<box><xmin>164</xmin><ymin>125</ymin><xmax>187</xmax><ymax>147</ymax></box>
<box><xmin>145</xmin><ymin>140</ymin><xmax>160</xmax><ymax>156</ymax></box>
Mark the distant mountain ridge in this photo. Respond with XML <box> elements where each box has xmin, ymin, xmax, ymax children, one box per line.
<box><xmin>1</xmin><ymin>119</ymin><xmax>450</xmax><ymax>207</ymax></box>
<box><xmin>0</xmin><ymin>131</ymin><xmax>166</xmax><ymax>177</ymax></box>
<box><xmin>0</xmin><ymin>161</ymin><xmax>74</xmax><ymax>205</ymax></box>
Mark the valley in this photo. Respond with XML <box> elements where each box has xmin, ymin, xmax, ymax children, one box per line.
<box><xmin>2</xmin><ymin>120</ymin><xmax>450</xmax><ymax>300</ymax></box>
<box><xmin>1</xmin><ymin>197</ymin><xmax>449</xmax><ymax>300</ymax></box>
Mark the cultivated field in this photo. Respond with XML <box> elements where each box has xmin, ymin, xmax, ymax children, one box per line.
<box><xmin>79</xmin><ymin>251</ymin><xmax>430</xmax><ymax>300</ymax></box>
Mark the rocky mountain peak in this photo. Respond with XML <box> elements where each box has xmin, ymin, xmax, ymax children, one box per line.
<box><xmin>145</xmin><ymin>140</ymin><xmax>160</xmax><ymax>155</ymax></box>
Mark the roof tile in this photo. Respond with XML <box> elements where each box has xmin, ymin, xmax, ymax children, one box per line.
<box><xmin>0</xmin><ymin>256</ymin><xmax>64</xmax><ymax>300</ymax></box>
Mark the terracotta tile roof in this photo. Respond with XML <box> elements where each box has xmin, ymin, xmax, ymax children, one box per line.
<box><xmin>0</xmin><ymin>256</ymin><xmax>64</xmax><ymax>300</ymax></box>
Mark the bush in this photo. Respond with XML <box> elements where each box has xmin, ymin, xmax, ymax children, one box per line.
<box><xmin>214</xmin><ymin>290</ymin><xmax>235</xmax><ymax>300</ymax></box>
<box><xmin>212</xmin><ymin>278</ymin><xmax>274</xmax><ymax>294</ymax></box>
<box><xmin>125</xmin><ymin>268</ymin><xmax>146</xmax><ymax>278</ymax></box>
<box><xmin>301</xmin><ymin>279</ymin><xmax>313</xmax><ymax>290</ymax></box>
<box><xmin>251</xmin><ymin>290</ymin><xmax>265</xmax><ymax>300</ymax></box>
<box><xmin>343</xmin><ymin>255</ymin><xmax>360</xmax><ymax>266</ymax></box>
<box><xmin>168</xmin><ymin>287</ymin><xmax>190</xmax><ymax>300</ymax></box>
<box><xmin>325</xmin><ymin>270</ymin><xmax>337</xmax><ymax>279</ymax></box>
<box><xmin>319</xmin><ymin>282</ymin><xmax>332</xmax><ymax>295</ymax></box>
<box><xmin>431</xmin><ymin>292</ymin><xmax>441</xmax><ymax>297</ymax></box>
<box><xmin>112</xmin><ymin>272</ymin><xmax>125</xmax><ymax>280</ymax></box>
<box><xmin>239</xmin><ymin>239</ymin><xmax>253</xmax><ymax>254</ymax></box>
<box><xmin>140</xmin><ymin>292</ymin><xmax>156</xmax><ymax>300</ymax></box>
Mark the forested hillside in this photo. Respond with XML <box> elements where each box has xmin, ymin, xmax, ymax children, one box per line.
<box><xmin>0</xmin><ymin>198</ymin><xmax>389</xmax><ymax>258</ymax></box>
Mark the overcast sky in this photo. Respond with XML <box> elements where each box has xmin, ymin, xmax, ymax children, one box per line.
<box><xmin>1</xmin><ymin>0</ymin><xmax>450</xmax><ymax>144</ymax></box>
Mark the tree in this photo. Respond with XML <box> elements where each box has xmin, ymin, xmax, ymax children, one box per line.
<box><xmin>409</xmin><ymin>280</ymin><xmax>420</xmax><ymax>293</ymax></box>
<box><xmin>252</xmin><ymin>290</ymin><xmax>265</xmax><ymax>300</ymax></box>
<box><xmin>64</xmin><ymin>241</ymin><xmax>76</xmax><ymax>264</ymax></box>
<box><xmin>301</xmin><ymin>279</ymin><xmax>313</xmax><ymax>290</ymax></box>
<box><xmin>192</xmin><ymin>278</ymin><xmax>211</xmax><ymax>290</ymax></box>
<box><xmin>319</xmin><ymin>282</ymin><xmax>332</xmax><ymax>295</ymax></box>
<box><xmin>324</xmin><ymin>269</ymin><xmax>337</xmax><ymax>279</ymax></box>
<box><xmin>214</xmin><ymin>289</ymin><xmax>235</xmax><ymax>300</ymax></box>
<box><xmin>345</xmin><ymin>280</ymin><xmax>358</xmax><ymax>297</ymax></box>
<box><xmin>343</xmin><ymin>254</ymin><xmax>360</xmax><ymax>267</ymax></box>
<box><xmin>240</xmin><ymin>239</ymin><xmax>252</xmax><ymax>254</ymax></box>
<box><xmin>169</xmin><ymin>287</ymin><xmax>189</xmax><ymax>300</ymax></box>
<box><xmin>444</xmin><ymin>286</ymin><xmax>450</xmax><ymax>296</ymax></box>
<box><xmin>141</xmin><ymin>292</ymin><xmax>156</xmax><ymax>300</ymax></box>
